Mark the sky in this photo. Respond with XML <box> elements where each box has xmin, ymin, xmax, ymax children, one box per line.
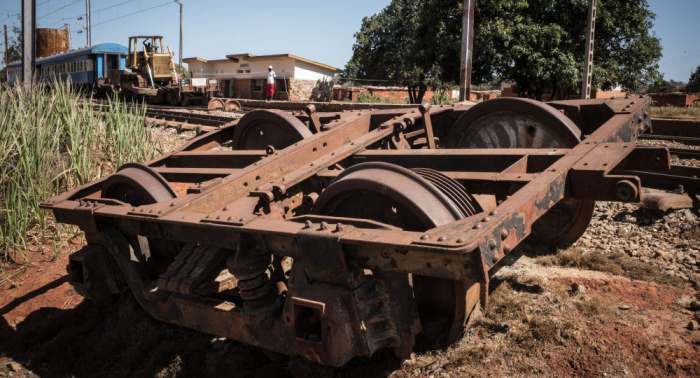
<box><xmin>0</xmin><ymin>0</ymin><xmax>698</xmax><ymax>82</ymax></box>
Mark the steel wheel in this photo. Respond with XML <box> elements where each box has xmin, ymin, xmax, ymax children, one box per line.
<box><xmin>231</xmin><ymin>110</ymin><xmax>312</xmax><ymax>150</ymax></box>
<box><xmin>208</xmin><ymin>98</ymin><xmax>225</xmax><ymax>110</ymax></box>
<box><xmin>446</xmin><ymin>97</ymin><xmax>582</xmax><ymax>149</ymax></box>
<box><xmin>102</xmin><ymin>163</ymin><xmax>180</xmax><ymax>279</ymax></box>
<box><xmin>445</xmin><ymin>98</ymin><xmax>594</xmax><ymax>248</ymax></box>
<box><xmin>224</xmin><ymin>99</ymin><xmax>242</xmax><ymax>111</ymax></box>
<box><xmin>313</xmin><ymin>162</ymin><xmax>482</xmax><ymax>346</ymax></box>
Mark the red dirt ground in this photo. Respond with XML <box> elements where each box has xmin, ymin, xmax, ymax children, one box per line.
<box><xmin>2</xmin><ymin>247</ymin><xmax>700</xmax><ymax>377</ymax></box>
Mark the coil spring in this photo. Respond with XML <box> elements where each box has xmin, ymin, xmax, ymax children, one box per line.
<box><xmin>228</xmin><ymin>253</ymin><xmax>278</xmax><ymax>310</ymax></box>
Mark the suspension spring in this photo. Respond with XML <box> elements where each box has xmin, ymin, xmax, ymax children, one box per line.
<box><xmin>228</xmin><ymin>253</ymin><xmax>278</xmax><ymax>310</ymax></box>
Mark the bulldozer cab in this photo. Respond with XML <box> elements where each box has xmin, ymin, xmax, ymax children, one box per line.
<box><xmin>127</xmin><ymin>36</ymin><xmax>177</xmax><ymax>81</ymax></box>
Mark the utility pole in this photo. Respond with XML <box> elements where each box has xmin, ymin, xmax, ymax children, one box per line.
<box><xmin>4</xmin><ymin>24</ymin><xmax>8</xmax><ymax>69</ymax></box>
<box><xmin>21</xmin><ymin>0</ymin><xmax>36</xmax><ymax>88</ymax></box>
<box><xmin>458</xmin><ymin>0</ymin><xmax>475</xmax><ymax>102</ymax></box>
<box><xmin>85</xmin><ymin>0</ymin><xmax>91</xmax><ymax>46</ymax></box>
<box><xmin>65</xmin><ymin>23</ymin><xmax>72</xmax><ymax>49</ymax></box>
<box><xmin>581</xmin><ymin>0</ymin><xmax>597</xmax><ymax>99</ymax></box>
<box><xmin>174</xmin><ymin>0</ymin><xmax>182</xmax><ymax>75</ymax></box>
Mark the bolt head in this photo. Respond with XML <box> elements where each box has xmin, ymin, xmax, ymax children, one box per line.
<box><xmin>500</xmin><ymin>228</ymin><xmax>509</xmax><ymax>240</ymax></box>
<box><xmin>420</xmin><ymin>234</ymin><xmax>431</xmax><ymax>240</ymax></box>
<box><xmin>473</xmin><ymin>224</ymin><xmax>482</xmax><ymax>230</ymax></box>
<box><xmin>457</xmin><ymin>238</ymin><xmax>466</xmax><ymax>243</ymax></box>
<box><xmin>488</xmin><ymin>240</ymin><xmax>497</xmax><ymax>249</ymax></box>
<box><xmin>223</xmin><ymin>206</ymin><xmax>229</xmax><ymax>211</ymax></box>
<box><xmin>305</xmin><ymin>220</ymin><xmax>313</xmax><ymax>229</ymax></box>
<box><xmin>437</xmin><ymin>236</ymin><xmax>447</xmax><ymax>242</ymax></box>
<box><xmin>482</xmin><ymin>217</ymin><xmax>491</xmax><ymax>223</ymax></box>
<box><xmin>320</xmin><ymin>221</ymin><xmax>329</xmax><ymax>230</ymax></box>
<box><xmin>335</xmin><ymin>223</ymin><xmax>344</xmax><ymax>232</ymax></box>
<box><xmin>239</xmin><ymin>217</ymin><xmax>247</xmax><ymax>222</ymax></box>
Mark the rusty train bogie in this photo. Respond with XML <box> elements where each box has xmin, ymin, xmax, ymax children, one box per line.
<box><xmin>44</xmin><ymin>96</ymin><xmax>696</xmax><ymax>366</ymax></box>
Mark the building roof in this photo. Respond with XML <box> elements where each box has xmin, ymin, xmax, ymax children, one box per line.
<box><xmin>183</xmin><ymin>53</ymin><xmax>340</xmax><ymax>72</ymax></box>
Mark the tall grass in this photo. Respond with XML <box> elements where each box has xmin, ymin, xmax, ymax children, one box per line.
<box><xmin>651</xmin><ymin>106</ymin><xmax>700</xmax><ymax>119</ymax></box>
<box><xmin>0</xmin><ymin>81</ymin><xmax>160</xmax><ymax>264</ymax></box>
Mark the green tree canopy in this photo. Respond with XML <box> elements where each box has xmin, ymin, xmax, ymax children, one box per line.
<box><xmin>344</xmin><ymin>0</ymin><xmax>663</xmax><ymax>101</ymax></box>
<box><xmin>687</xmin><ymin>66</ymin><xmax>700</xmax><ymax>93</ymax></box>
<box><xmin>2</xmin><ymin>20</ymin><xmax>22</xmax><ymax>67</ymax></box>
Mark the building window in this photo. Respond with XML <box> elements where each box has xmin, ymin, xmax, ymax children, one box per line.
<box><xmin>252</xmin><ymin>79</ymin><xmax>263</xmax><ymax>92</ymax></box>
<box><xmin>276</xmin><ymin>79</ymin><xmax>288</xmax><ymax>92</ymax></box>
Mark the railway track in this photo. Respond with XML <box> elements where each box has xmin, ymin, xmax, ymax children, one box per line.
<box><xmin>143</xmin><ymin>108</ymin><xmax>239</xmax><ymax>132</ymax></box>
<box><xmin>92</xmin><ymin>102</ymin><xmax>241</xmax><ymax>133</ymax></box>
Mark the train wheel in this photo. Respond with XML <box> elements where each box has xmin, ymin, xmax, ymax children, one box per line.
<box><xmin>168</xmin><ymin>92</ymin><xmax>180</xmax><ymax>107</ymax></box>
<box><xmin>101</xmin><ymin>163</ymin><xmax>180</xmax><ymax>279</ymax></box>
<box><xmin>180</xmin><ymin>95</ymin><xmax>190</xmax><ymax>107</ymax></box>
<box><xmin>224</xmin><ymin>99</ymin><xmax>242</xmax><ymax>111</ymax></box>
<box><xmin>231</xmin><ymin>110</ymin><xmax>312</xmax><ymax>150</ymax></box>
<box><xmin>313</xmin><ymin>162</ymin><xmax>483</xmax><ymax>346</ymax></box>
<box><xmin>445</xmin><ymin>97</ymin><xmax>594</xmax><ymax>248</ymax></box>
<box><xmin>208</xmin><ymin>98</ymin><xmax>225</xmax><ymax>110</ymax></box>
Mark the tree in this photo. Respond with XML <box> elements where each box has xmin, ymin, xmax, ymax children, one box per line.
<box><xmin>344</xmin><ymin>0</ymin><xmax>663</xmax><ymax>101</ymax></box>
<box><xmin>175</xmin><ymin>63</ymin><xmax>188</xmax><ymax>79</ymax></box>
<box><xmin>2</xmin><ymin>18</ymin><xmax>22</xmax><ymax>67</ymax></box>
<box><xmin>687</xmin><ymin>66</ymin><xmax>700</xmax><ymax>93</ymax></box>
<box><xmin>1</xmin><ymin>19</ymin><xmax>22</xmax><ymax>82</ymax></box>
<box><xmin>343</xmin><ymin>0</ymin><xmax>461</xmax><ymax>103</ymax></box>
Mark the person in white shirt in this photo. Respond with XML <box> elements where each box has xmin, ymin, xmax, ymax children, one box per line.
<box><xmin>266</xmin><ymin>66</ymin><xmax>276</xmax><ymax>101</ymax></box>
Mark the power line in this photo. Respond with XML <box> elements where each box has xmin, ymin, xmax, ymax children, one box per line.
<box><xmin>660</xmin><ymin>51</ymin><xmax>700</xmax><ymax>70</ymax></box>
<box><xmin>41</xmin><ymin>0</ymin><xmax>136</xmax><ymax>31</ymax></box>
<box><xmin>37</xmin><ymin>0</ymin><xmax>82</xmax><ymax>21</ymax></box>
<box><xmin>91</xmin><ymin>1</ymin><xmax>175</xmax><ymax>28</ymax></box>
<box><xmin>92</xmin><ymin>0</ymin><xmax>137</xmax><ymax>15</ymax></box>
<box><xmin>659</xmin><ymin>48</ymin><xmax>700</xmax><ymax>67</ymax></box>
<box><xmin>1</xmin><ymin>12</ymin><xmax>20</xmax><ymax>24</ymax></box>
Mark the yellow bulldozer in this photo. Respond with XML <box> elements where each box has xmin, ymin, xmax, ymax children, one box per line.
<box><xmin>117</xmin><ymin>36</ymin><xmax>218</xmax><ymax>106</ymax></box>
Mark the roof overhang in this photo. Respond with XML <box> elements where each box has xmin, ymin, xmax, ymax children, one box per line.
<box><xmin>242</xmin><ymin>54</ymin><xmax>340</xmax><ymax>72</ymax></box>
<box><xmin>183</xmin><ymin>57</ymin><xmax>207</xmax><ymax>63</ymax></box>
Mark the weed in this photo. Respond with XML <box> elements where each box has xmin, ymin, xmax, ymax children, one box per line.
<box><xmin>575</xmin><ymin>294</ymin><xmax>610</xmax><ymax>316</ymax></box>
<box><xmin>536</xmin><ymin>248</ymin><xmax>682</xmax><ymax>285</ymax></box>
<box><xmin>651</xmin><ymin>106</ymin><xmax>700</xmax><ymax>119</ymax></box>
<box><xmin>0</xmin><ymin>81</ymin><xmax>160</xmax><ymax>264</ymax></box>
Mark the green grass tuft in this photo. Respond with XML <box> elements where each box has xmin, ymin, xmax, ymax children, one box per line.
<box><xmin>0</xmin><ymin>81</ymin><xmax>160</xmax><ymax>265</ymax></box>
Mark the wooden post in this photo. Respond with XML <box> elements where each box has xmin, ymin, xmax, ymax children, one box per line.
<box><xmin>581</xmin><ymin>0</ymin><xmax>597</xmax><ymax>99</ymax></box>
<box><xmin>459</xmin><ymin>0</ymin><xmax>476</xmax><ymax>102</ymax></box>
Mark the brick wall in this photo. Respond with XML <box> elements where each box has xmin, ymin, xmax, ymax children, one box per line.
<box><xmin>650</xmin><ymin>93</ymin><xmax>699</xmax><ymax>108</ymax></box>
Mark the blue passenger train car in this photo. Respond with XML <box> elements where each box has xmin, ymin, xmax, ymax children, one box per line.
<box><xmin>7</xmin><ymin>43</ymin><xmax>128</xmax><ymax>87</ymax></box>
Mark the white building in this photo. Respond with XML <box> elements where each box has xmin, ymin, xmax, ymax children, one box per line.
<box><xmin>184</xmin><ymin>53</ymin><xmax>341</xmax><ymax>101</ymax></box>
